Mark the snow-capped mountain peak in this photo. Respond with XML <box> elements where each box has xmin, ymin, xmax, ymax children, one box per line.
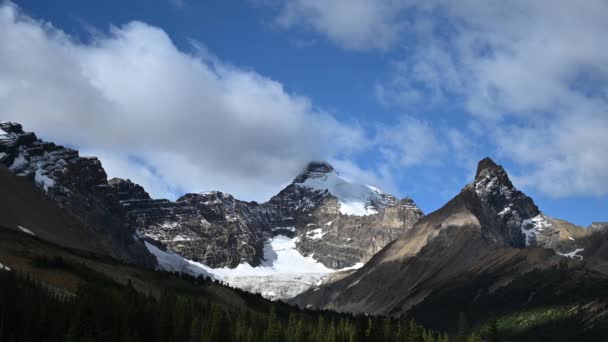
<box><xmin>292</xmin><ymin>161</ymin><xmax>397</xmax><ymax>216</ymax></box>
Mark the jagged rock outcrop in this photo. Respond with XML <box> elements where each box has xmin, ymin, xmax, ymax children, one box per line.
<box><xmin>470</xmin><ymin>157</ymin><xmax>600</xmax><ymax>258</ymax></box>
<box><xmin>0</xmin><ymin>122</ymin><xmax>155</xmax><ymax>267</ymax></box>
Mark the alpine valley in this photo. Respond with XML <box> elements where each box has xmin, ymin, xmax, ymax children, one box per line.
<box><xmin>2</xmin><ymin>122</ymin><xmax>608</xmax><ymax>341</ymax></box>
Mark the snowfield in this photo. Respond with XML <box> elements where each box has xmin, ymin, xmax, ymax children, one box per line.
<box><xmin>192</xmin><ymin>235</ymin><xmax>361</xmax><ymax>300</ymax></box>
<box><xmin>146</xmin><ymin>234</ymin><xmax>363</xmax><ymax>301</ymax></box>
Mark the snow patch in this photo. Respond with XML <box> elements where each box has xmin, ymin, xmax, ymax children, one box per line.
<box><xmin>497</xmin><ymin>206</ymin><xmax>511</xmax><ymax>216</ymax></box>
<box><xmin>34</xmin><ymin>168</ymin><xmax>56</xmax><ymax>191</ymax></box>
<box><xmin>271</xmin><ymin>226</ymin><xmax>296</xmax><ymax>232</ymax></box>
<box><xmin>557</xmin><ymin>248</ymin><xmax>584</xmax><ymax>260</ymax></box>
<box><xmin>225</xmin><ymin>215</ymin><xmax>238</xmax><ymax>222</ymax></box>
<box><xmin>521</xmin><ymin>215</ymin><xmax>551</xmax><ymax>246</ymax></box>
<box><xmin>0</xmin><ymin>262</ymin><xmax>10</xmax><ymax>272</ymax></box>
<box><xmin>9</xmin><ymin>154</ymin><xmax>27</xmax><ymax>171</ymax></box>
<box><xmin>144</xmin><ymin>242</ymin><xmax>214</xmax><ymax>279</ymax></box>
<box><xmin>17</xmin><ymin>225</ymin><xmax>35</xmax><ymax>236</ymax></box>
<box><xmin>171</xmin><ymin>235</ymin><xmax>194</xmax><ymax>242</ymax></box>
<box><xmin>160</xmin><ymin>222</ymin><xmax>180</xmax><ymax>229</ymax></box>
<box><xmin>306</xmin><ymin>228</ymin><xmax>326</xmax><ymax>240</ymax></box>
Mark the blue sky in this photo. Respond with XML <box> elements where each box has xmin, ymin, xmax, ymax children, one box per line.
<box><xmin>3</xmin><ymin>0</ymin><xmax>607</xmax><ymax>226</ymax></box>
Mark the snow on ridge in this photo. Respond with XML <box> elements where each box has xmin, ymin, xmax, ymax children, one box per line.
<box><xmin>474</xmin><ymin>172</ymin><xmax>514</xmax><ymax>200</ymax></box>
<box><xmin>296</xmin><ymin>169</ymin><xmax>388</xmax><ymax>216</ymax></box>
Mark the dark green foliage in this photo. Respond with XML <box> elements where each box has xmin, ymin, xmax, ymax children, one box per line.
<box><xmin>0</xmin><ymin>269</ymin><xmax>475</xmax><ymax>342</ymax></box>
<box><xmin>486</xmin><ymin>319</ymin><xmax>499</xmax><ymax>342</ymax></box>
<box><xmin>408</xmin><ymin>266</ymin><xmax>608</xmax><ymax>341</ymax></box>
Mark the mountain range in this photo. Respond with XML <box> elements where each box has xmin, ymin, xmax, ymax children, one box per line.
<box><xmin>293</xmin><ymin>157</ymin><xmax>608</xmax><ymax>337</ymax></box>
<box><xmin>0</xmin><ymin>122</ymin><xmax>423</xmax><ymax>299</ymax></box>
<box><xmin>2</xmin><ymin>121</ymin><xmax>608</xmax><ymax>339</ymax></box>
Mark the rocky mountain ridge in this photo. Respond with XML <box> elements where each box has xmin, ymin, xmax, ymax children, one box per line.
<box><xmin>0</xmin><ymin>122</ymin><xmax>154</xmax><ymax>267</ymax></box>
<box><xmin>114</xmin><ymin>160</ymin><xmax>424</xmax><ymax>270</ymax></box>
<box><xmin>0</xmin><ymin>122</ymin><xmax>424</xmax><ymax>299</ymax></box>
<box><xmin>293</xmin><ymin>158</ymin><xmax>608</xmax><ymax>319</ymax></box>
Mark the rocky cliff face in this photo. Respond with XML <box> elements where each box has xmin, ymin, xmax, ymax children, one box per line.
<box><xmin>0</xmin><ymin>122</ymin><xmax>154</xmax><ymax>267</ymax></box>
<box><xmin>113</xmin><ymin>160</ymin><xmax>424</xmax><ymax>269</ymax></box>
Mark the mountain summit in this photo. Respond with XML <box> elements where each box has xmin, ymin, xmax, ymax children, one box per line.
<box><xmin>291</xmin><ymin>161</ymin><xmax>398</xmax><ymax>216</ymax></box>
<box><xmin>292</xmin><ymin>161</ymin><xmax>335</xmax><ymax>183</ymax></box>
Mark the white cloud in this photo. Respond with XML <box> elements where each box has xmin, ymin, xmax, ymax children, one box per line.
<box><xmin>273</xmin><ymin>0</ymin><xmax>412</xmax><ymax>50</ymax></box>
<box><xmin>377</xmin><ymin>0</ymin><xmax>608</xmax><ymax>197</ymax></box>
<box><xmin>0</xmin><ymin>3</ymin><xmax>369</xmax><ymax>201</ymax></box>
<box><xmin>376</xmin><ymin>116</ymin><xmax>444</xmax><ymax>167</ymax></box>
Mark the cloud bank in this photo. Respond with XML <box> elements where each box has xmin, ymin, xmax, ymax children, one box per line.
<box><xmin>0</xmin><ymin>3</ymin><xmax>369</xmax><ymax>200</ymax></box>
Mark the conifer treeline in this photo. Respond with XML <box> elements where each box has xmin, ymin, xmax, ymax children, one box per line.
<box><xmin>0</xmin><ymin>268</ymin><xmax>498</xmax><ymax>342</ymax></box>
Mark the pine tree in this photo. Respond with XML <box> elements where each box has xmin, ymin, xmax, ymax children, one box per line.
<box><xmin>190</xmin><ymin>315</ymin><xmax>201</xmax><ymax>342</ymax></box>
<box><xmin>456</xmin><ymin>312</ymin><xmax>469</xmax><ymax>342</ymax></box>
<box><xmin>409</xmin><ymin>319</ymin><xmax>424</xmax><ymax>342</ymax></box>
<box><xmin>265</xmin><ymin>306</ymin><xmax>282</xmax><ymax>342</ymax></box>
<box><xmin>486</xmin><ymin>319</ymin><xmax>500</xmax><ymax>342</ymax></box>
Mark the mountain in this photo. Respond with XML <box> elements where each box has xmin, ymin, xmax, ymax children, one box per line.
<box><xmin>115</xmin><ymin>160</ymin><xmax>423</xmax><ymax>299</ymax></box>
<box><xmin>0</xmin><ymin>122</ymin><xmax>424</xmax><ymax>300</ymax></box>
<box><xmin>293</xmin><ymin>158</ymin><xmax>608</xmax><ymax>337</ymax></box>
<box><xmin>0</xmin><ymin>122</ymin><xmax>155</xmax><ymax>267</ymax></box>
